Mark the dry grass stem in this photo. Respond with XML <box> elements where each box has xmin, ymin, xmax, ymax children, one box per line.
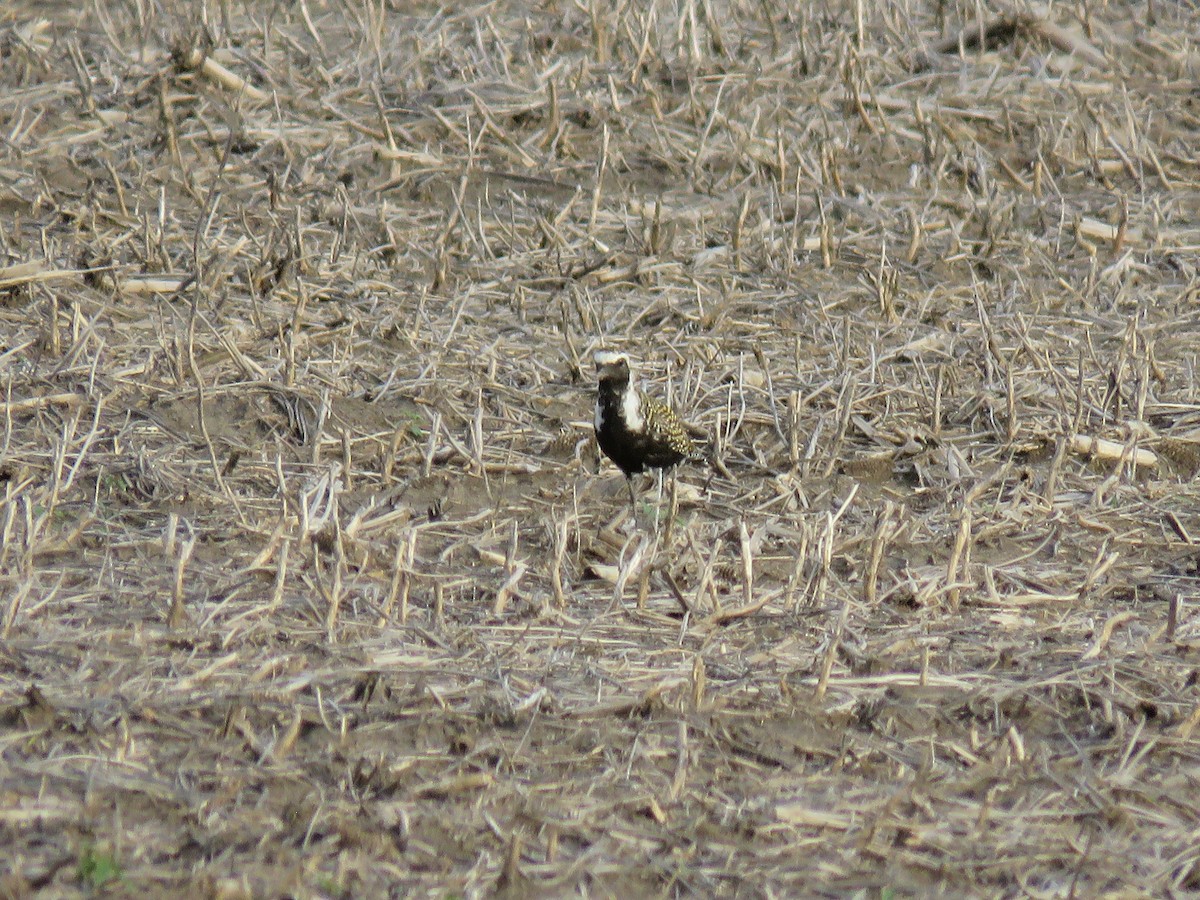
<box><xmin>2</xmin><ymin>0</ymin><xmax>1199</xmax><ymax>894</ymax></box>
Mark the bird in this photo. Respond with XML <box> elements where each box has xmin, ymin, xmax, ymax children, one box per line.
<box><xmin>593</xmin><ymin>350</ymin><xmax>702</xmax><ymax>516</ymax></box>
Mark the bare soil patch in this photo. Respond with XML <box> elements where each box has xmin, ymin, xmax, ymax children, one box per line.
<box><xmin>2</xmin><ymin>1</ymin><xmax>1200</xmax><ymax>896</ymax></box>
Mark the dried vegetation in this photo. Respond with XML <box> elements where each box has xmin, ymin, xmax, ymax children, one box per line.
<box><xmin>2</xmin><ymin>0</ymin><xmax>1200</xmax><ymax>896</ymax></box>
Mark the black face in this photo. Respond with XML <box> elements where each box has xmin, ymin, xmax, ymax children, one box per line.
<box><xmin>595</xmin><ymin>355</ymin><xmax>631</xmax><ymax>388</ymax></box>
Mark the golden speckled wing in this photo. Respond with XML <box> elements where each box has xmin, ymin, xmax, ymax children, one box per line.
<box><xmin>639</xmin><ymin>393</ymin><xmax>699</xmax><ymax>465</ymax></box>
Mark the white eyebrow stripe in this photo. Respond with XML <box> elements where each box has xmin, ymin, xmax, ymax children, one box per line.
<box><xmin>593</xmin><ymin>350</ymin><xmax>627</xmax><ymax>366</ymax></box>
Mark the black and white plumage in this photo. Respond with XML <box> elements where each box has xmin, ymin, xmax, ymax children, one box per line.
<box><xmin>593</xmin><ymin>351</ymin><xmax>701</xmax><ymax>513</ymax></box>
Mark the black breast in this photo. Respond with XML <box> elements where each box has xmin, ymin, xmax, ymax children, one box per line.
<box><xmin>595</xmin><ymin>391</ymin><xmax>689</xmax><ymax>477</ymax></box>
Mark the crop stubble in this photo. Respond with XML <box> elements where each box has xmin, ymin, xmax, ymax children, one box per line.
<box><xmin>2</xmin><ymin>1</ymin><xmax>1200</xmax><ymax>896</ymax></box>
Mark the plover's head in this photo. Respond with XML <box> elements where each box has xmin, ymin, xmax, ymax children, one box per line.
<box><xmin>594</xmin><ymin>351</ymin><xmax>631</xmax><ymax>387</ymax></box>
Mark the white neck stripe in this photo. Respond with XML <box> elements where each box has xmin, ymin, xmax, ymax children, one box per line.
<box><xmin>621</xmin><ymin>388</ymin><xmax>644</xmax><ymax>430</ymax></box>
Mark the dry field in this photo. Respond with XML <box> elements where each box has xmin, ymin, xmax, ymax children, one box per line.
<box><xmin>2</xmin><ymin>0</ymin><xmax>1200</xmax><ymax>896</ymax></box>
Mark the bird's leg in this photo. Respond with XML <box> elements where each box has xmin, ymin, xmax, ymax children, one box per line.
<box><xmin>626</xmin><ymin>475</ymin><xmax>639</xmax><ymax>521</ymax></box>
<box><xmin>653</xmin><ymin>469</ymin><xmax>665</xmax><ymax>531</ymax></box>
<box><xmin>665</xmin><ymin>470</ymin><xmax>679</xmax><ymax>541</ymax></box>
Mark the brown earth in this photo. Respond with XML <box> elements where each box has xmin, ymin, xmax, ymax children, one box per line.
<box><xmin>2</xmin><ymin>0</ymin><xmax>1200</xmax><ymax>897</ymax></box>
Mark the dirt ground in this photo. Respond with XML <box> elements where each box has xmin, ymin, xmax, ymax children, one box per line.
<box><xmin>2</xmin><ymin>0</ymin><xmax>1200</xmax><ymax>896</ymax></box>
